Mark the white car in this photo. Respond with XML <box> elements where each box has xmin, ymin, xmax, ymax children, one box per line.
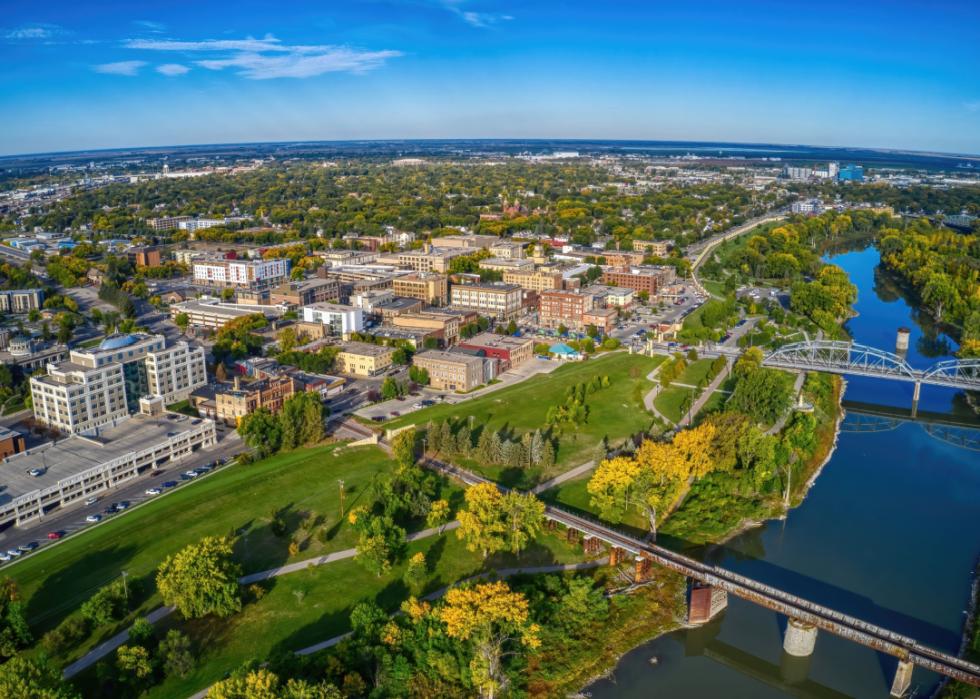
<box><xmin>85</xmin><ymin>514</ymin><xmax>102</xmax><ymax>523</ymax></box>
<box><xmin>184</xmin><ymin>470</ymin><xmax>199</xmax><ymax>478</ymax></box>
<box><xmin>85</xmin><ymin>496</ymin><xmax>99</xmax><ymax>506</ymax></box>
<box><xmin>145</xmin><ymin>487</ymin><xmax>162</xmax><ymax>496</ymax></box>
<box><xmin>6</xmin><ymin>549</ymin><xmax>21</xmax><ymax>558</ymax></box>
<box><xmin>28</xmin><ymin>468</ymin><xmax>43</xmax><ymax>478</ymax></box>
<box><xmin>0</xmin><ymin>553</ymin><xmax>10</xmax><ymax>562</ymax></box>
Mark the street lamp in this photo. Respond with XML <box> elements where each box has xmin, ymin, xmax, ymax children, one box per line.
<box><xmin>338</xmin><ymin>479</ymin><xmax>346</xmax><ymax>518</ymax></box>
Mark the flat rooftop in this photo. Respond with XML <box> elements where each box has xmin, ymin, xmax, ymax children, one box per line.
<box><xmin>460</xmin><ymin>332</ymin><xmax>532</xmax><ymax>350</ymax></box>
<box><xmin>340</xmin><ymin>341</ymin><xmax>393</xmax><ymax>357</ymax></box>
<box><xmin>0</xmin><ymin>414</ymin><xmax>206</xmax><ymax>505</ymax></box>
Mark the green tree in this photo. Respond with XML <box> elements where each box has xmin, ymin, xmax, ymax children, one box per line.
<box><xmin>174</xmin><ymin>312</ymin><xmax>189</xmax><ymax>333</ymax></box>
<box><xmin>0</xmin><ymin>578</ymin><xmax>31</xmax><ymax>660</ymax></box>
<box><xmin>456</xmin><ymin>483</ymin><xmax>544</xmax><ymax>558</ymax></box>
<box><xmin>0</xmin><ymin>655</ymin><xmax>80</xmax><ymax>699</ymax></box>
<box><xmin>157</xmin><ymin>629</ymin><xmax>193</xmax><ymax>678</ymax></box>
<box><xmin>381</xmin><ymin>376</ymin><xmax>401</xmax><ymax>401</ymax></box>
<box><xmin>403</xmin><ymin>551</ymin><xmax>427</xmax><ymax>595</ymax></box>
<box><xmin>353</xmin><ymin>514</ymin><xmax>406</xmax><ymax>577</ymax></box>
<box><xmin>237</xmin><ymin>407</ymin><xmax>282</xmax><ymax>457</ymax></box>
<box><xmin>156</xmin><ymin>536</ymin><xmax>242</xmax><ymax>619</ymax></box>
<box><xmin>116</xmin><ymin>644</ymin><xmax>153</xmax><ymax>685</ymax></box>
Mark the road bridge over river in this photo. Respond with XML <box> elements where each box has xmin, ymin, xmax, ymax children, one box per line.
<box><xmin>423</xmin><ymin>457</ymin><xmax>980</xmax><ymax>696</ymax></box>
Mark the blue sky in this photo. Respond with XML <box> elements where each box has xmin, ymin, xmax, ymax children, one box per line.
<box><xmin>2</xmin><ymin>0</ymin><xmax>979</xmax><ymax>156</ymax></box>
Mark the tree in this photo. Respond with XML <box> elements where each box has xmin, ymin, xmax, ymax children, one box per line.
<box><xmin>456</xmin><ymin>484</ymin><xmax>544</xmax><ymax>559</ymax></box>
<box><xmin>0</xmin><ymin>655</ymin><xmax>80</xmax><ymax>699</ymax></box>
<box><xmin>156</xmin><ymin>536</ymin><xmax>242</xmax><ymax>619</ymax></box>
<box><xmin>409</xmin><ymin>365</ymin><xmax>430</xmax><ymax>385</ymax></box>
<box><xmin>157</xmin><ymin>629</ymin><xmax>194</xmax><ymax>678</ymax></box>
<box><xmin>209</xmin><ymin>668</ymin><xmax>341</xmax><ymax>699</ymax></box>
<box><xmin>277</xmin><ymin>326</ymin><xmax>299</xmax><ymax>352</ymax></box>
<box><xmin>437</xmin><ymin>581</ymin><xmax>540</xmax><ymax>699</ymax></box>
<box><xmin>238</xmin><ymin>407</ymin><xmax>282</xmax><ymax>457</ymax></box>
<box><xmin>728</xmin><ymin>367</ymin><xmax>791</xmax><ymax>426</ymax></box>
<box><xmin>80</xmin><ymin>580</ymin><xmax>127</xmax><ymax>628</ymax></box>
<box><xmin>0</xmin><ymin>578</ymin><xmax>31</xmax><ymax>660</ymax></box>
<box><xmin>403</xmin><ymin>552</ymin><xmax>427</xmax><ymax>595</ymax></box>
<box><xmin>381</xmin><ymin>377</ymin><xmax>401</xmax><ymax>401</ymax></box>
<box><xmin>278</xmin><ymin>391</ymin><xmax>327</xmax><ymax>450</ymax></box>
<box><xmin>426</xmin><ymin>499</ymin><xmax>451</xmax><ymax>533</ymax></box>
<box><xmin>353</xmin><ymin>514</ymin><xmax>406</xmax><ymax>577</ymax></box>
<box><xmin>116</xmin><ymin>644</ymin><xmax>153</xmax><ymax>684</ymax></box>
<box><xmin>391</xmin><ymin>427</ymin><xmax>417</xmax><ymax>469</ymax></box>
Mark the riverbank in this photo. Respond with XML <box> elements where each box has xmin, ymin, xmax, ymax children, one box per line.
<box><xmin>937</xmin><ymin>558</ymin><xmax>980</xmax><ymax>699</ymax></box>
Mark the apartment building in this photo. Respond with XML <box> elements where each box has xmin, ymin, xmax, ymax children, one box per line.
<box><xmin>502</xmin><ymin>269</ymin><xmax>563</xmax><ymax>292</ymax></box>
<box><xmin>395</xmin><ymin>247</ymin><xmax>468</xmax><ymax>273</ymax></box>
<box><xmin>582</xmin><ymin>307</ymin><xmax>618</xmax><ymax>334</ymax></box>
<box><xmin>392</xmin><ymin>312</ymin><xmax>460</xmax><ymax>346</ymax></box>
<box><xmin>0</xmin><ymin>288</ymin><xmax>44</xmax><ymax>313</ymax></box>
<box><xmin>301</xmin><ymin>303</ymin><xmax>364</xmax><ymax>337</ymax></box>
<box><xmin>478</xmin><ymin>257</ymin><xmax>535</xmax><ymax>273</ymax></box>
<box><xmin>29</xmin><ymin>333</ymin><xmax>207</xmax><ymax>434</ymax></box>
<box><xmin>449</xmin><ymin>283</ymin><xmax>523</xmax><ymax>320</ymax></box>
<box><xmin>269</xmin><ymin>278</ymin><xmax>341</xmax><ymax>307</ymax></box>
<box><xmin>457</xmin><ymin>332</ymin><xmax>533</xmax><ymax>370</ymax></box>
<box><xmin>631</xmin><ymin>240</ymin><xmax>671</xmax><ymax>257</ymax></box>
<box><xmin>600</xmin><ymin>266</ymin><xmax>677</xmax><ymax>296</ymax></box>
<box><xmin>489</xmin><ymin>241</ymin><xmax>527</xmax><ymax>259</ymax></box>
<box><xmin>127</xmin><ymin>246</ymin><xmax>163</xmax><ymax>268</ymax></box>
<box><xmin>603</xmin><ymin>250</ymin><xmax>646</xmax><ymax>267</ymax></box>
<box><xmin>433</xmin><ymin>234</ymin><xmax>498</xmax><ymax>250</ymax></box>
<box><xmin>538</xmin><ymin>289</ymin><xmax>596</xmax><ymax>332</ymax></box>
<box><xmin>214</xmin><ymin>375</ymin><xmax>296</xmax><ymax>425</ymax></box>
<box><xmin>147</xmin><ymin>215</ymin><xmax>192</xmax><ymax>231</ymax></box>
<box><xmin>412</xmin><ymin>350</ymin><xmax>490</xmax><ymax>392</ymax></box>
<box><xmin>336</xmin><ymin>342</ymin><xmax>394</xmax><ymax>377</ymax></box>
<box><xmin>392</xmin><ymin>272</ymin><xmax>449</xmax><ymax>306</ymax></box>
<box><xmin>192</xmin><ymin>257</ymin><xmax>290</xmax><ymax>289</ymax></box>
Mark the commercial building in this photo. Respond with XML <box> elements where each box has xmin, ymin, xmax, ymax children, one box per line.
<box><xmin>434</xmin><ymin>234</ymin><xmax>499</xmax><ymax>250</ymax></box>
<box><xmin>179</xmin><ymin>218</ymin><xmax>232</xmax><ymax>233</ymax></box>
<box><xmin>582</xmin><ymin>307</ymin><xmax>618</xmax><ymax>334</ymax></box>
<box><xmin>147</xmin><ymin>215</ymin><xmax>192</xmax><ymax>231</ymax></box>
<box><xmin>631</xmin><ymin>240</ymin><xmax>671</xmax><ymax>257</ymax></box>
<box><xmin>391</xmin><ymin>312</ymin><xmax>460</xmax><ymax>347</ymax></box>
<box><xmin>127</xmin><ymin>246</ymin><xmax>163</xmax><ymax>268</ymax></box>
<box><xmin>502</xmin><ymin>269</ymin><xmax>564</xmax><ymax>292</ymax></box>
<box><xmin>30</xmin><ymin>334</ymin><xmax>207</xmax><ymax>435</ymax></box>
<box><xmin>0</xmin><ymin>425</ymin><xmax>25</xmax><ymax>460</ymax></box>
<box><xmin>170</xmin><ymin>299</ymin><xmax>279</xmax><ymax>330</ymax></box>
<box><xmin>0</xmin><ymin>288</ymin><xmax>44</xmax><ymax>314</ymax></box>
<box><xmin>838</xmin><ymin>164</ymin><xmax>865</xmax><ymax>182</ymax></box>
<box><xmin>336</xmin><ymin>342</ymin><xmax>394</xmax><ymax>377</ymax></box>
<box><xmin>214</xmin><ymin>375</ymin><xmax>297</xmax><ymax>425</ymax></box>
<box><xmin>192</xmin><ymin>257</ymin><xmax>290</xmax><ymax>289</ymax></box>
<box><xmin>457</xmin><ymin>332</ymin><xmax>533</xmax><ymax>370</ymax></box>
<box><xmin>392</xmin><ymin>272</ymin><xmax>449</xmax><ymax>306</ymax></box>
<box><xmin>301</xmin><ymin>303</ymin><xmax>364</xmax><ymax>337</ymax></box>
<box><xmin>0</xmin><ymin>338</ymin><xmax>67</xmax><ymax>373</ymax></box>
<box><xmin>395</xmin><ymin>247</ymin><xmax>468</xmax><ymax>273</ymax></box>
<box><xmin>603</xmin><ymin>250</ymin><xmax>646</xmax><ymax>267</ymax></box>
<box><xmin>269</xmin><ymin>278</ymin><xmax>341</xmax><ymax>307</ymax></box>
<box><xmin>449</xmin><ymin>283</ymin><xmax>523</xmax><ymax>320</ymax></box>
<box><xmin>412</xmin><ymin>350</ymin><xmax>491</xmax><ymax>392</ymax></box>
<box><xmin>600</xmin><ymin>266</ymin><xmax>676</xmax><ymax>296</ymax></box>
<box><xmin>538</xmin><ymin>289</ymin><xmax>595</xmax><ymax>332</ymax></box>
<box><xmin>478</xmin><ymin>257</ymin><xmax>535</xmax><ymax>273</ymax></box>
<box><xmin>589</xmin><ymin>285</ymin><xmax>635</xmax><ymax>308</ymax></box>
<box><xmin>0</xmin><ymin>414</ymin><xmax>216</xmax><ymax>526</ymax></box>
<box><xmin>489</xmin><ymin>241</ymin><xmax>527</xmax><ymax>259</ymax></box>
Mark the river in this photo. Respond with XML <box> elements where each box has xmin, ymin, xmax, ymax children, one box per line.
<box><xmin>587</xmin><ymin>246</ymin><xmax>980</xmax><ymax>698</ymax></box>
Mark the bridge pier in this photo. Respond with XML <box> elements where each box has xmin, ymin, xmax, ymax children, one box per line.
<box><xmin>890</xmin><ymin>659</ymin><xmax>914</xmax><ymax>698</ymax></box>
<box><xmin>634</xmin><ymin>555</ymin><xmax>652</xmax><ymax>583</ymax></box>
<box><xmin>608</xmin><ymin>547</ymin><xmax>623</xmax><ymax>566</ymax></box>
<box><xmin>582</xmin><ymin>535</ymin><xmax>603</xmax><ymax>556</ymax></box>
<box><xmin>911</xmin><ymin>381</ymin><xmax>921</xmax><ymax>418</ymax></box>
<box><xmin>783</xmin><ymin>618</ymin><xmax>818</xmax><ymax>657</ymax></box>
<box><xmin>688</xmin><ymin>582</ymin><xmax>728</xmax><ymax>624</ymax></box>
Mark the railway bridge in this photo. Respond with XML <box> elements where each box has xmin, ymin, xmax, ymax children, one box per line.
<box><xmin>425</xmin><ymin>457</ymin><xmax>980</xmax><ymax>697</ymax></box>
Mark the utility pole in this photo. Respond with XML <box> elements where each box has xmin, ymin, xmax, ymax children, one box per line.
<box><xmin>338</xmin><ymin>479</ymin><xmax>346</xmax><ymax>518</ymax></box>
<box><xmin>121</xmin><ymin>570</ymin><xmax>129</xmax><ymax>603</ymax></box>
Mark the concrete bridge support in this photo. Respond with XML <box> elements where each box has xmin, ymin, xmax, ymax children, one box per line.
<box><xmin>911</xmin><ymin>381</ymin><xmax>921</xmax><ymax>418</ymax></box>
<box><xmin>783</xmin><ymin>618</ymin><xmax>818</xmax><ymax>657</ymax></box>
<box><xmin>608</xmin><ymin>547</ymin><xmax>624</xmax><ymax>567</ymax></box>
<box><xmin>582</xmin><ymin>535</ymin><xmax>603</xmax><ymax>556</ymax></box>
<box><xmin>688</xmin><ymin>582</ymin><xmax>728</xmax><ymax>624</ymax></box>
<box><xmin>634</xmin><ymin>555</ymin><xmax>652</xmax><ymax>583</ymax></box>
<box><xmin>890</xmin><ymin>659</ymin><xmax>914</xmax><ymax>698</ymax></box>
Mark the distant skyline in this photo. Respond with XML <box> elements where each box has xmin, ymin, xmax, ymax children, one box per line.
<box><xmin>3</xmin><ymin>1</ymin><xmax>980</xmax><ymax>157</ymax></box>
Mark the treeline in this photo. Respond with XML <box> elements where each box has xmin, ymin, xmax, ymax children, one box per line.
<box><xmin>425</xmin><ymin>419</ymin><xmax>558</xmax><ymax>470</ymax></box>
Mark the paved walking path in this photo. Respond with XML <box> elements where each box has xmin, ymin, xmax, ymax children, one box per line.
<box><xmin>531</xmin><ymin>461</ymin><xmax>597</xmax><ymax>494</ymax></box>
<box><xmin>766</xmin><ymin>371</ymin><xmax>808</xmax><ymax>436</ymax></box>
<box><xmin>642</xmin><ymin>365</ymin><xmax>673</xmax><ymax>425</ymax></box>
<box><xmin>64</xmin><ymin>522</ymin><xmax>460</xmax><ymax>680</ymax></box>
<box><xmin>679</xmin><ymin>358</ymin><xmax>732</xmax><ymax>427</ymax></box>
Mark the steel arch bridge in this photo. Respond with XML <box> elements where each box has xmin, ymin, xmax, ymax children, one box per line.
<box><xmin>763</xmin><ymin>341</ymin><xmax>980</xmax><ymax>391</ymax></box>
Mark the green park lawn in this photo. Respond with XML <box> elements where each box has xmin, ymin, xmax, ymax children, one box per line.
<box><xmin>386</xmin><ymin>352</ymin><xmax>663</xmax><ymax>484</ymax></box>
<box><xmin>87</xmin><ymin>529</ymin><xmax>585</xmax><ymax>699</ymax></box>
<box><xmin>674</xmin><ymin>358</ymin><xmax>715</xmax><ymax>387</ymax></box>
<box><xmin>9</xmin><ymin>444</ymin><xmax>447</xmax><ymax>665</ymax></box>
<box><xmin>653</xmin><ymin>387</ymin><xmax>693</xmax><ymax>424</ymax></box>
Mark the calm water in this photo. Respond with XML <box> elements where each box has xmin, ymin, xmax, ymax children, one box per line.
<box><xmin>588</xmin><ymin>247</ymin><xmax>980</xmax><ymax>698</ymax></box>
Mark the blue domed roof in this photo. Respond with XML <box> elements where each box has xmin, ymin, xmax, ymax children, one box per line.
<box><xmin>99</xmin><ymin>334</ymin><xmax>138</xmax><ymax>351</ymax></box>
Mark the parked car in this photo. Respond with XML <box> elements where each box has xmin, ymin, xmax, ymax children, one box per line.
<box><xmin>18</xmin><ymin>542</ymin><xmax>38</xmax><ymax>552</ymax></box>
<box><xmin>47</xmin><ymin>530</ymin><xmax>65</xmax><ymax>540</ymax></box>
<box><xmin>116</xmin><ymin>501</ymin><xmax>130</xmax><ymax>510</ymax></box>
<box><xmin>84</xmin><ymin>496</ymin><xmax>99</xmax><ymax>506</ymax></box>
<box><xmin>6</xmin><ymin>549</ymin><xmax>21</xmax><ymax>558</ymax></box>
<box><xmin>145</xmin><ymin>487</ymin><xmax>162</xmax><ymax>496</ymax></box>
<box><xmin>162</xmin><ymin>480</ymin><xmax>178</xmax><ymax>489</ymax></box>
<box><xmin>0</xmin><ymin>553</ymin><xmax>10</xmax><ymax>562</ymax></box>
<box><xmin>28</xmin><ymin>468</ymin><xmax>43</xmax><ymax>478</ymax></box>
<box><xmin>85</xmin><ymin>514</ymin><xmax>102</xmax><ymax>523</ymax></box>
<box><xmin>104</xmin><ymin>505</ymin><xmax>118</xmax><ymax>515</ymax></box>
<box><xmin>183</xmin><ymin>470</ymin><xmax>199</xmax><ymax>478</ymax></box>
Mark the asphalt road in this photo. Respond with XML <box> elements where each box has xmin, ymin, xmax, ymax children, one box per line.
<box><xmin>0</xmin><ymin>430</ymin><xmax>243</xmax><ymax>566</ymax></box>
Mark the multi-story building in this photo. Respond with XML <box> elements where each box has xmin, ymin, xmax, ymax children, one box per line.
<box><xmin>127</xmin><ymin>246</ymin><xmax>162</xmax><ymax>268</ymax></box>
<box><xmin>478</xmin><ymin>257</ymin><xmax>535</xmax><ymax>273</ymax></box>
<box><xmin>214</xmin><ymin>375</ymin><xmax>296</xmax><ymax>425</ymax></box>
<box><xmin>269</xmin><ymin>278</ymin><xmax>341</xmax><ymax>307</ymax></box>
<box><xmin>502</xmin><ymin>269</ymin><xmax>563</xmax><ymax>292</ymax></box>
<box><xmin>604</xmin><ymin>250</ymin><xmax>646</xmax><ymax>267</ymax></box>
<box><xmin>457</xmin><ymin>332</ymin><xmax>533</xmax><ymax>370</ymax></box>
<box><xmin>192</xmin><ymin>257</ymin><xmax>290</xmax><ymax>289</ymax></box>
<box><xmin>0</xmin><ymin>288</ymin><xmax>44</xmax><ymax>314</ymax></box>
<box><xmin>838</xmin><ymin>164</ymin><xmax>864</xmax><ymax>182</ymax></box>
<box><xmin>392</xmin><ymin>272</ymin><xmax>449</xmax><ymax>306</ymax></box>
<box><xmin>392</xmin><ymin>312</ymin><xmax>461</xmax><ymax>347</ymax></box>
<box><xmin>336</xmin><ymin>342</ymin><xmax>394</xmax><ymax>377</ymax></box>
<box><xmin>146</xmin><ymin>215</ymin><xmax>192</xmax><ymax>231</ymax></box>
<box><xmin>170</xmin><ymin>299</ymin><xmax>278</xmax><ymax>330</ymax></box>
<box><xmin>489</xmin><ymin>241</ymin><xmax>527</xmax><ymax>259</ymax></box>
<box><xmin>449</xmin><ymin>283</ymin><xmax>523</xmax><ymax>320</ymax></box>
<box><xmin>395</xmin><ymin>247</ymin><xmax>468</xmax><ymax>273</ymax></box>
<box><xmin>433</xmin><ymin>234</ymin><xmax>498</xmax><ymax>250</ymax></box>
<box><xmin>178</xmin><ymin>218</ymin><xmax>231</xmax><ymax>233</ymax></box>
<box><xmin>631</xmin><ymin>240</ymin><xmax>671</xmax><ymax>257</ymax></box>
<box><xmin>0</xmin><ymin>425</ymin><xmax>26</xmax><ymax>459</ymax></box>
<box><xmin>30</xmin><ymin>334</ymin><xmax>207</xmax><ymax>435</ymax></box>
<box><xmin>538</xmin><ymin>289</ymin><xmax>596</xmax><ymax>331</ymax></box>
<box><xmin>315</xmin><ymin>249</ymin><xmax>379</xmax><ymax>267</ymax></box>
<box><xmin>582</xmin><ymin>307</ymin><xmax>618</xmax><ymax>335</ymax></box>
<box><xmin>600</xmin><ymin>266</ymin><xmax>676</xmax><ymax>296</ymax></box>
<box><xmin>301</xmin><ymin>303</ymin><xmax>364</xmax><ymax>337</ymax></box>
<box><xmin>412</xmin><ymin>350</ymin><xmax>491</xmax><ymax>392</ymax></box>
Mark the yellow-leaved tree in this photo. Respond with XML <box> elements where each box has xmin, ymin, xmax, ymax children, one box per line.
<box><xmin>437</xmin><ymin>580</ymin><xmax>540</xmax><ymax>699</ymax></box>
<box><xmin>456</xmin><ymin>483</ymin><xmax>544</xmax><ymax>559</ymax></box>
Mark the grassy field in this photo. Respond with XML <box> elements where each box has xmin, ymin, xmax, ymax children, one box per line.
<box><xmin>8</xmin><ymin>444</ymin><xmax>438</xmax><ymax>661</ymax></box>
<box><xmin>674</xmin><ymin>358</ymin><xmax>714</xmax><ymax>387</ymax></box>
<box><xmin>653</xmin><ymin>386</ymin><xmax>693</xmax><ymax>424</ymax></box>
<box><xmin>386</xmin><ymin>353</ymin><xmax>664</xmax><ymax>484</ymax></box>
<box><xmin>93</xmin><ymin>530</ymin><xmax>585</xmax><ymax>699</ymax></box>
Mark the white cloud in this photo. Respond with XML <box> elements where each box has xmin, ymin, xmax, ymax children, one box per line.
<box><xmin>124</xmin><ymin>35</ymin><xmax>401</xmax><ymax>79</ymax></box>
<box><xmin>966</xmin><ymin>101</ymin><xmax>980</xmax><ymax>113</ymax></box>
<box><xmin>438</xmin><ymin>1</ymin><xmax>513</xmax><ymax>27</ymax></box>
<box><xmin>134</xmin><ymin>20</ymin><xmax>166</xmax><ymax>33</ymax></box>
<box><xmin>93</xmin><ymin>60</ymin><xmax>147</xmax><ymax>76</ymax></box>
<box><xmin>156</xmin><ymin>63</ymin><xmax>190</xmax><ymax>76</ymax></box>
<box><xmin>4</xmin><ymin>24</ymin><xmax>60</xmax><ymax>40</ymax></box>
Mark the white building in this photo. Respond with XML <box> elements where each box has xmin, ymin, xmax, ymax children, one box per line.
<box><xmin>31</xmin><ymin>362</ymin><xmax>129</xmax><ymax>435</ymax></box>
<box><xmin>302</xmin><ymin>303</ymin><xmax>365</xmax><ymax>336</ymax></box>
<box><xmin>192</xmin><ymin>257</ymin><xmax>291</xmax><ymax>289</ymax></box>
<box><xmin>145</xmin><ymin>342</ymin><xmax>208</xmax><ymax>404</ymax></box>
